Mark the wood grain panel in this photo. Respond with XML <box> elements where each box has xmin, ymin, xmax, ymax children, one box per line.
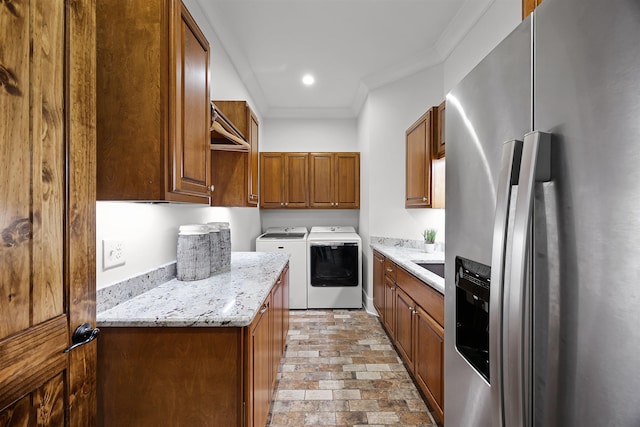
<box><xmin>34</xmin><ymin>373</ymin><xmax>65</xmax><ymax>426</ymax></box>
<box><xmin>32</xmin><ymin>0</ymin><xmax>65</xmax><ymax>326</ymax></box>
<box><xmin>210</xmin><ymin>150</ymin><xmax>249</xmax><ymax>206</ymax></box>
<box><xmin>394</xmin><ymin>287</ymin><xmax>414</xmax><ymax>369</ymax></box>
<box><xmin>405</xmin><ymin>110</ymin><xmax>432</xmax><ymax>208</ymax></box>
<box><xmin>334</xmin><ymin>153</ymin><xmax>359</xmax><ymax>208</ymax></box>
<box><xmin>372</xmin><ymin>251</ymin><xmax>385</xmax><ymax>317</ymax></box>
<box><xmin>95</xmin><ymin>0</ymin><xmax>165</xmax><ymax>200</ymax></box>
<box><xmin>414</xmin><ymin>306</ymin><xmax>444</xmax><ymax>423</ymax></box>
<box><xmin>0</xmin><ymin>392</ymin><xmax>32</xmax><ymax>425</ymax></box>
<box><xmin>309</xmin><ymin>153</ymin><xmax>333</xmax><ymax>207</ymax></box>
<box><xmin>0</xmin><ymin>0</ymin><xmax>31</xmax><ymax>338</ymax></box>
<box><xmin>260</xmin><ymin>152</ymin><xmax>285</xmax><ymax>208</ymax></box>
<box><xmin>284</xmin><ymin>153</ymin><xmax>308</xmax><ymax>208</ymax></box>
<box><xmin>97</xmin><ymin>327</ymin><xmax>243</xmax><ymax>427</ymax></box>
<box><xmin>396</xmin><ymin>267</ymin><xmax>444</xmax><ymax>327</ymax></box>
<box><xmin>0</xmin><ymin>315</ymin><xmax>68</xmax><ymax>412</ymax></box>
<box><xmin>66</xmin><ymin>0</ymin><xmax>98</xmax><ymax>424</ymax></box>
<box><xmin>171</xmin><ymin>3</ymin><xmax>210</xmax><ymax>196</ymax></box>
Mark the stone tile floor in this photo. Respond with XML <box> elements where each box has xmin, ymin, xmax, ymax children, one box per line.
<box><xmin>267</xmin><ymin>309</ymin><xmax>441</xmax><ymax>427</ymax></box>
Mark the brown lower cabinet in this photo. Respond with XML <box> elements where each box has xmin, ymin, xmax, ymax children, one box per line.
<box><xmin>373</xmin><ymin>251</ymin><xmax>444</xmax><ymax>423</ymax></box>
<box><xmin>97</xmin><ymin>265</ymin><xmax>289</xmax><ymax>427</ymax></box>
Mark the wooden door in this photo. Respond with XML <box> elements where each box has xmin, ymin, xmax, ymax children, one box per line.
<box><xmin>170</xmin><ymin>1</ymin><xmax>211</xmax><ymax>201</ymax></box>
<box><xmin>334</xmin><ymin>153</ymin><xmax>360</xmax><ymax>209</ymax></box>
<box><xmin>394</xmin><ymin>288</ymin><xmax>415</xmax><ymax>369</ymax></box>
<box><xmin>284</xmin><ymin>153</ymin><xmax>308</xmax><ymax>208</ymax></box>
<box><xmin>281</xmin><ymin>265</ymin><xmax>290</xmax><ymax>352</ymax></box>
<box><xmin>309</xmin><ymin>153</ymin><xmax>334</xmax><ymax>208</ymax></box>
<box><xmin>260</xmin><ymin>153</ymin><xmax>285</xmax><ymax>208</ymax></box>
<box><xmin>405</xmin><ymin>110</ymin><xmax>432</xmax><ymax>208</ymax></box>
<box><xmin>271</xmin><ymin>277</ymin><xmax>283</xmax><ymax>387</ymax></box>
<box><xmin>0</xmin><ymin>0</ymin><xmax>97</xmax><ymax>425</ymax></box>
<box><xmin>414</xmin><ymin>306</ymin><xmax>444</xmax><ymax>422</ymax></box>
<box><xmin>372</xmin><ymin>252</ymin><xmax>385</xmax><ymax>317</ymax></box>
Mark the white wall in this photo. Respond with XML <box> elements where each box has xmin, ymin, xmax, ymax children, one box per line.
<box><xmin>443</xmin><ymin>0</ymin><xmax>521</xmax><ymax>95</ymax></box>
<box><xmin>358</xmin><ymin>65</ymin><xmax>447</xmax><ymax>312</ymax></box>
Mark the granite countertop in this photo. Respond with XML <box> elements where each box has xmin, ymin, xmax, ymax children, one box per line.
<box><xmin>370</xmin><ymin>243</ymin><xmax>445</xmax><ymax>294</ymax></box>
<box><xmin>97</xmin><ymin>252</ymin><xmax>289</xmax><ymax>328</ymax></box>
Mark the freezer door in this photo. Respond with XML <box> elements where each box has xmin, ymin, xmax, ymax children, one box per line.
<box><xmin>533</xmin><ymin>0</ymin><xmax>640</xmax><ymax>425</ymax></box>
<box><xmin>444</xmin><ymin>16</ymin><xmax>532</xmax><ymax>427</ymax></box>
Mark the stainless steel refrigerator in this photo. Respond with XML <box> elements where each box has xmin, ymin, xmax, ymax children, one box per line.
<box><xmin>444</xmin><ymin>0</ymin><xmax>640</xmax><ymax>425</ymax></box>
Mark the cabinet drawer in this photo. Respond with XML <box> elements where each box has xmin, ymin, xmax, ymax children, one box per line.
<box><xmin>396</xmin><ymin>267</ymin><xmax>444</xmax><ymax>327</ymax></box>
<box><xmin>384</xmin><ymin>259</ymin><xmax>396</xmax><ymax>281</ymax></box>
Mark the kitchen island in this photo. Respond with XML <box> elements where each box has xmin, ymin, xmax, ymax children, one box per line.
<box><xmin>97</xmin><ymin>252</ymin><xmax>290</xmax><ymax>427</ymax></box>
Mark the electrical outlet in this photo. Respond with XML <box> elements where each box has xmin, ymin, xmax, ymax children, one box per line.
<box><xmin>103</xmin><ymin>239</ymin><xmax>126</xmax><ymax>269</ymax></box>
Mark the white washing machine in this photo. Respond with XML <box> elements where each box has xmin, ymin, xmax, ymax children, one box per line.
<box><xmin>256</xmin><ymin>227</ymin><xmax>308</xmax><ymax>309</ymax></box>
<box><xmin>307</xmin><ymin>226</ymin><xmax>362</xmax><ymax>309</ymax></box>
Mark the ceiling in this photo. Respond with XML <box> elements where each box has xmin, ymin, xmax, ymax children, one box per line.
<box><xmin>194</xmin><ymin>0</ymin><xmax>496</xmax><ymax>118</ymax></box>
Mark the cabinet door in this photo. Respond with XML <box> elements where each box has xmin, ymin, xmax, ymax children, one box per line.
<box><xmin>281</xmin><ymin>265</ymin><xmax>290</xmax><ymax>352</ymax></box>
<box><xmin>248</xmin><ymin>111</ymin><xmax>260</xmax><ymax>205</ymax></box>
<box><xmin>414</xmin><ymin>306</ymin><xmax>444</xmax><ymax>422</ymax></box>
<box><xmin>334</xmin><ymin>153</ymin><xmax>360</xmax><ymax>209</ymax></box>
<box><xmin>394</xmin><ymin>287</ymin><xmax>415</xmax><ymax>370</ymax></box>
<box><xmin>383</xmin><ymin>276</ymin><xmax>396</xmax><ymax>337</ymax></box>
<box><xmin>170</xmin><ymin>2</ymin><xmax>211</xmax><ymax>201</ymax></box>
<box><xmin>251</xmin><ymin>300</ymin><xmax>271</xmax><ymax>427</ymax></box>
<box><xmin>309</xmin><ymin>153</ymin><xmax>334</xmax><ymax>208</ymax></box>
<box><xmin>260</xmin><ymin>153</ymin><xmax>285</xmax><ymax>208</ymax></box>
<box><xmin>435</xmin><ymin>101</ymin><xmax>446</xmax><ymax>159</ymax></box>
<box><xmin>271</xmin><ymin>282</ymin><xmax>282</xmax><ymax>388</ymax></box>
<box><xmin>373</xmin><ymin>252</ymin><xmax>385</xmax><ymax>318</ymax></box>
<box><xmin>284</xmin><ymin>153</ymin><xmax>309</xmax><ymax>208</ymax></box>
<box><xmin>405</xmin><ymin>110</ymin><xmax>432</xmax><ymax>208</ymax></box>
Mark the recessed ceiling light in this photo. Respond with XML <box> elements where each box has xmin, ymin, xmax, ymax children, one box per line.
<box><xmin>302</xmin><ymin>74</ymin><xmax>315</xmax><ymax>86</ymax></box>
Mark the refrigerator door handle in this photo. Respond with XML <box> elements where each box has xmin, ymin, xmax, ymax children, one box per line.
<box><xmin>505</xmin><ymin>131</ymin><xmax>551</xmax><ymax>427</ymax></box>
<box><xmin>489</xmin><ymin>139</ymin><xmax>523</xmax><ymax>427</ymax></box>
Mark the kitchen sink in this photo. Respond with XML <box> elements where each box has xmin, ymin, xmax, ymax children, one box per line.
<box><xmin>413</xmin><ymin>262</ymin><xmax>445</xmax><ymax>278</ymax></box>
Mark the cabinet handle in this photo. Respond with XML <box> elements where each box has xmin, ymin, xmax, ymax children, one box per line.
<box><xmin>422</xmin><ymin>196</ymin><xmax>427</xmax><ymax>202</ymax></box>
<box><xmin>335</xmin><ymin>202</ymin><xmax>338</xmax><ymax>206</ymax></box>
<box><xmin>386</xmin><ymin>267</ymin><xmax>393</xmax><ymax>272</ymax></box>
<box><xmin>260</xmin><ymin>303</ymin><xmax>268</xmax><ymax>314</ymax></box>
<box><xmin>284</xmin><ymin>202</ymin><xmax>288</xmax><ymax>206</ymax></box>
<box><xmin>280</xmin><ymin>202</ymin><xmax>284</xmax><ymax>206</ymax></box>
<box><xmin>209</xmin><ymin>185</ymin><xmax>215</xmax><ymax>192</ymax></box>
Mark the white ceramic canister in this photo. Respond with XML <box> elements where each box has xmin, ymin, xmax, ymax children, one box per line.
<box><xmin>207</xmin><ymin>222</ymin><xmax>231</xmax><ymax>271</ymax></box>
<box><xmin>176</xmin><ymin>224</ymin><xmax>211</xmax><ymax>281</ymax></box>
<box><xmin>207</xmin><ymin>223</ymin><xmax>224</xmax><ymax>274</ymax></box>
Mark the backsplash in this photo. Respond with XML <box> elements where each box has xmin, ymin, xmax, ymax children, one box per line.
<box><xmin>370</xmin><ymin>235</ymin><xmax>425</xmax><ymax>250</ymax></box>
<box><xmin>97</xmin><ymin>262</ymin><xmax>176</xmax><ymax>313</ymax></box>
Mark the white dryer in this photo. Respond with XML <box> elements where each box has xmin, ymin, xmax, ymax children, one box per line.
<box><xmin>307</xmin><ymin>226</ymin><xmax>362</xmax><ymax>309</ymax></box>
<box><xmin>256</xmin><ymin>227</ymin><xmax>308</xmax><ymax>309</ymax></box>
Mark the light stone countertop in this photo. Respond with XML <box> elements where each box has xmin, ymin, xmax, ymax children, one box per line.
<box><xmin>370</xmin><ymin>243</ymin><xmax>445</xmax><ymax>294</ymax></box>
<box><xmin>97</xmin><ymin>252</ymin><xmax>289</xmax><ymax>328</ymax></box>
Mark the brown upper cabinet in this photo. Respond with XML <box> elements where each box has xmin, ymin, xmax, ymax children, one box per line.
<box><xmin>309</xmin><ymin>153</ymin><xmax>360</xmax><ymax>209</ymax></box>
<box><xmin>210</xmin><ymin>101</ymin><xmax>259</xmax><ymax>207</ymax></box>
<box><xmin>523</xmin><ymin>0</ymin><xmax>543</xmax><ymax>19</ymax></box>
<box><xmin>260</xmin><ymin>153</ymin><xmax>309</xmax><ymax>209</ymax></box>
<box><xmin>406</xmin><ymin>109</ymin><xmax>433</xmax><ymax>208</ymax></box>
<box><xmin>96</xmin><ymin>0</ymin><xmax>211</xmax><ymax>203</ymax></box>
<box><xmin>435</xmin><ymin>101</ymin><xmax>446</xmax><ymax>159</ymax></box>
<box><xmin>406</xmin><ymin>107</ymin><xmax>445</xmax><ymax>209</ymax></box>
